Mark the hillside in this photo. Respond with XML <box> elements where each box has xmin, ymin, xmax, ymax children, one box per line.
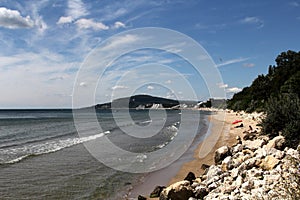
<box><xmin>95</xmin><ymin>95</ymin><xmax>198</xmax><ymax>109</ymax></box>
<box><xmin>227</xmin><ymin>50</ymin><xmax>300</xmax><ymax>112</ymax></box>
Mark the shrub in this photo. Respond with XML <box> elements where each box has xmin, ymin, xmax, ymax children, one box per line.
<box><xmin>261</xmin><ymin>93</ymin><xmax>300</xmax><ymax>148</ymax></box>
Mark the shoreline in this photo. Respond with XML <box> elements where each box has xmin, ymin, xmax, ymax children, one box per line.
<box><xmin>168</xmin><ymin>110</ymin><xmax>262</xmax><ymax>185</ymax></box>
<box><xmin>129</xmin><ymin>109</ymin><xmax>262</xmax><ymax>199</ymax></box>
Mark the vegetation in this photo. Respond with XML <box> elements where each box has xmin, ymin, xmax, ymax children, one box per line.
<box><xmin>227</xmin><ymin>50</ymin><xmax>300</xmax><ymax>148</ymax></box>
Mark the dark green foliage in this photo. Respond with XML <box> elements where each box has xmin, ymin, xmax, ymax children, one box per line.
<box><xmin>228</xmin><ymin>50</ymin><xmax>300</xmax><ymax>148</ymax></box>
<box><xmin>261</xmin><ymin>94</ymin><xmax>300</xmax><ymax>148</ymax></box>
<box><xmin>227</xmin><ymin>50</ymin><xmax>300</xmax><ymax>112</ymax></box>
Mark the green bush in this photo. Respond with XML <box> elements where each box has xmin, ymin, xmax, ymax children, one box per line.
<box><xmin>261</xmin><ymin>93</ymin><xmax>300</xmax><ymax>148</ymax></box>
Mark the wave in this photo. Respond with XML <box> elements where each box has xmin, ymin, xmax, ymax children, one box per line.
<box><xmin>0</xmin><ymin>131</ymin><xmax>110</xmax><ymax>165</ymax></box>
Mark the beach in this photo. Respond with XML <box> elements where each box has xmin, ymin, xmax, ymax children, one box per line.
<box><xmin>130</xmin><ymin>109</ymin><xmax>262</xmax><ymax>199</ymax></box>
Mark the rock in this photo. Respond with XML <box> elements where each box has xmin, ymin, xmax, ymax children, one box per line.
<box><xmin>243</xmin><ymin>131</ymin><xmax>257</xmax><ymax>140</ymax></box>
<box><xmin>285</xmin><ymin>148</ymin><xmax>299</xmax><ymax>159</ymax></box>
<box><xmin>207</xmin><ymin>182</ymin><xmax>218</xmax><ymax>191</ymax></box>
<box><xmin>260</xmin><ymin>155</ymin><xmax>280</xmax><ymax>170</ymax></box>
<box><xmin>232</xmin><ymin>144</ymin><xmax>243</xmax><ymax>154</ymax></box>
<box><xmin>214</xmin><ymin>146</ymin><xmax>231</xmax><ymax>164</ymax></box>
<box><xmin>138</xmin><ymin>195</ymin><xmax>147</xmax><ymax>200</ymax></box>
<box><xmin>194</xmin><ymin>186</ymin><xmax>208</xmax><ymax>199</ymax></box>
<box><xmin>231</xmin><ymin>167</ymin><xmax>239</xmax><ymax>178</ymax></box>
<box><xmin>159</xmin><ymin>181</ymin><xmax>193</xmax><ymax>200</ymax></box>
<box><xmin>243</xmin><ymin>139</ymin><xmax>266</xmax><ymax>151</ymax></box>
<box><xmin>236</xmin><ymin>136</ymin><xmax>242</xmax><ymax>144</ymax></box>
<box><xmin>268</xmin><ymin>147</ymin><xmax>285</xmax><ymax>159</ymax></box>
<box><xmin>206</xmin><ymin>165</ymin><xmax>222</xmax><ymax>181</ymax></box>
<box><xmin>266</xmin><ymin>136</ymin><xmax>285</xmax><ymax>150</ymax></box>
<box><xmin>184</xmin><ymin>172</ymin><xmax>196</xmax><ymax>184</ymax></box>
<box><xmin>221</xmin><ymin>156</ymin><xmax>234</xmax><ymax>171</ymax></box>
<box><xmin>254</xmin><ymin>146</ymin><xmax>268</xmax><ymax>159</ymax></box>
<box><xmin>234</xmin><ymin>176</ymin><xmax>243</xmax><ymax>188</ymax></box>
<box><xmin>150</xmin><ymin>186</ymin><xmax>166</xmax><ymax>198</ymax></box>
<box><xmin>201</xmin><ymin>164</ymin><xmax>210</xmax><ymax>170</ymax></box>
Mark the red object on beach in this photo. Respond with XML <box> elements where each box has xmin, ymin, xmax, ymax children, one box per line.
<box><xmin>232</xmin><ymin>119</ymin><xmax>242</xmax><ymax>124</ymax></box>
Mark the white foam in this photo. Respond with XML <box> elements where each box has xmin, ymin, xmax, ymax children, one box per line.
<box><xmin>2</xmin><ymin>131</ymin><xmax>109</xmax><ymax>164</ymax></box>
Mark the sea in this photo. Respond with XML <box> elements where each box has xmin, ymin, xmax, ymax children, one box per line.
<box><xmin>0</xmin><ymin>109</ymin><xmax>210</xmax><ymax>200</ymax></box>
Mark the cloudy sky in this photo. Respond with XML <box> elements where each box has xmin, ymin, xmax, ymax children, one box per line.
<box><xmin>0</xmin><ymin>0</ymin><xmax>299</xmax><ymax>108</ymax></box>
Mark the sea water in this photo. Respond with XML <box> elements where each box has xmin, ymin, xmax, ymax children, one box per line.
<box><xmin>0</xmin><ymin>109</ymin><xmax>209</xmax><ymax>199</ymax></box>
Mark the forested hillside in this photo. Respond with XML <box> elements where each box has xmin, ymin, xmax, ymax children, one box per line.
<box><xmin>228</xmin><ymin>50</ymin><xmax>300</xmax><ymax>112</ymax></box>
<box><xmin>227</xmin><ymin>50</ymin><xmax>300</xmax><ymax>148</ymax></box>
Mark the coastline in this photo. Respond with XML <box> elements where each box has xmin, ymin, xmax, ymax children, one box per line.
<box><xmin>129</xmin><ymin>109</ymin><xmax>262</xmax><ymax>199</ymax></box>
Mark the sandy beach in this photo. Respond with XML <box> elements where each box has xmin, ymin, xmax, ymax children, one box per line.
<box><xmin>130</xmin><ymin>109</ymin><xmax>262</xmax><ymax>199</ymax></box>
<box><xmin>168</xmin><ymin>110</ymin><xmax>261</xmax><ymax>185</ymax></box>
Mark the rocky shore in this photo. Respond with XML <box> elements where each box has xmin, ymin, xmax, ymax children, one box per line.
<box><xmin>137</xmin><ymin>111</ymin><xmax>300</xmax><ymax>200</ymax></box>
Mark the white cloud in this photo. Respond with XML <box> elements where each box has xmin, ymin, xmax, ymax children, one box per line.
<box><xmin>113</xmin><ymin>21</ymin><xmax>126</xmax><ymax>29</ymax></box>
<box><xmin>165</xmin><ymin>80</ymin><xmax>172</xmax><ymax>84</ymax></box>
<box><xmin>79</xmin><ymin>82</ymin><xmax>87</xmax><ymax>87</ymax></box>
<box><xmin>34</xmin><ymin>15</ymin><xmax>48</xmax><ymax>35</ymax></box>
<box><xmin>240</xmin><ymin>16</ymin><xmax>264</xmax><ymax>28</ymax></box>
<box><xmin>0</xmin><ymin>7</ymin><xmax>34</xmax><ymax>29</ymax></box>
<box><xmin>75</xmin><ymin>18</ymin><xmax>109</xmax><ymax>30</ymax></box>
<box><xmin>147</xmin><ymin>85</ymin><xmax>154</xmax><ymax>90</ymax></box>
<box><xmin>217</xmin><ymin>57</ymin><xmax>249</xmax><ymax>67</ymax></box>
<box><xmin>57</xmin><ymin>16</ymin><xmax>73</xmax><ymax>24</ymax></box>
<box><xmin>226</xmin><ymin>87</ymin><xmax>242</xmax><ymax>93</ymax></box>
<box><xmin>67</xmin><ymin>0</ymin><xmax>88</xmax><ymax>19</ymax></box>
<box><xmin>0</xmin><ymin>51</ymin><xmax>79</xmax><ymax>108</ymax></box>
<box><xmin>218</xmin><ymin>83</ymin><xmax>228</xmax><ymax>88</ymax></box>
<box><xmin>102</xmin><ymin>34</ymin><xmax>140</xmax><ymax>50</ymax></box>
<box><xmin>112</xmin><ymin>85</ymin><xmax>128</xmax><ymax>90</ymax></box>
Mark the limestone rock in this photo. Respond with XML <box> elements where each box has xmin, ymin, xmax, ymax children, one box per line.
<box><xmin>243</xmin><ymin>139</ymin><xmax>266</xmax><ymax>151</ymax></box>
<box><xmin>214</xmin><ymin>146</ymin><xmax>231</xmax><ymax>164</ymax></box>
<box><xmin>260</xmin><ymin>155</ymin><xmax>280</xmax><ymax>170</ymax></box>
<box><xmin>160</xmin><ymin>181</ymin><xmax>193</xmax><ymax>200</ymax></box>
<box><xmin>206</xmin><ymin>165</ymin><xmax>222</xmax><ymax>181</ymax></box>
<box><xmin>184</xmin><ymin>172</ymin><xmax>196</xmax><ymax>184</ymax></box>
<box><xmin>194</xmin><ymin>186</ymin><xmax>208</xmax><ymax>199</ymax></box>
<box><xmin>221</xmin><ymin>156</ymin><xmax>234</xmax><ymax>171</ymax></box>
<box><xmin>266</xmin><ymin>136</ymin><xmax>285</xmax><ymax>150</ymax></box>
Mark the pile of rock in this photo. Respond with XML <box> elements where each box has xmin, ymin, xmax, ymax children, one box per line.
<box><xmin>148</xmin><ymin>134</ymin><xmax>300</xmax><ymax>200</ymax></box>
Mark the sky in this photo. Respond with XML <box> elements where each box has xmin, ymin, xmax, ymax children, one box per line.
<box><xmin>0</xmin><ymin>0</ymin><xmax>299</xmax><ymax>108</ymax></box>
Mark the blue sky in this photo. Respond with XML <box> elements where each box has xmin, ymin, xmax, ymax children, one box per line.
<box><xmin>0</xmin><ymin>0</ymin><xmax>299</xmax><ymax>108</ymax></box>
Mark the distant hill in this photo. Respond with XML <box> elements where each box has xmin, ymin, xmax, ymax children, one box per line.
<box><xmin>95</xmin><ymin>94</ymin><xmax>198</xmax><ymax>109</ymax></box>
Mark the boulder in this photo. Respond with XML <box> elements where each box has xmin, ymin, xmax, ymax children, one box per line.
<box><xmin>259</xmin><ymin>155</ymin><xmax>280</xmax><ymax>170</ymax></box>
<box><xmin>231</xmin><ymin>144</ymin><xmax>243</xmax><ymax>154</ymax></box>
<box><xmin>266</xmin><ymin>136</ymin><xmax>285</xmax><ymax>150</ymax></box>
<box><xmin>150</xmin><ymin>186</ymin><xmax>166</xmax><ymax>198</ymax></box>
<box><xmin>243</xmin><ymin>139</ymin><xmax>266</xmax><ymax>151</ymax></box>
<box><xmin>184</xmin><ymin>172</ymin><xmax>196</xmax><ymax>184</ymax></box>
<box><xmin>214</xmin><ymin>146</ymin><xmax>231</xmax><ymax>164</ymax></box>
<box><xmin>221</xmin><ymin>156</ymin><xmax>234</xmax><ymax>171</ymax></box>
<box><xmin>194</xmin><ymin>186</ymin><xmax>208</xmax><ymax>199</ymax></box>
<box><xmin>159</xmin><ymin>181</ymin><xmax>193</xmax><ymax>200</ymax></box>
<box><xmin>206</xmin><ymin>165</ymin><xmax>222</xmax><ymax>181</ymax></box>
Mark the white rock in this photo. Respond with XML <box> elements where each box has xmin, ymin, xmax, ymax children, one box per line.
<box><xmin>231</xmin><ymin>167</ymin><xmax>239</xmax><ymax>178</ymax></box>
<box><xmin>243</xmin><ymin>139</ymin><xmax>266</xmax><ymax>151</ymax></box>
<box><xmin>232</xmin><ymin>144</ymin><xmax>243</xmax><ymax>154</ymax></box>
<box><xmin>266</xmin><ymin>135</ymin><xmax>285</xmax><ymax>150</ymax></box>
<box><xmin>285</xmin><ymin>148</ymin><xmax>299</xmax><ymax>159</ymax></box>
<box><xmin>215</xmin><ymin>146</ymin><xmax>231</xmax><ymax>164</ymax></box>
<box><xmin>206</xmin><ymin>165</ymin><xmax>222</xmax><ymax>181</ymax></box>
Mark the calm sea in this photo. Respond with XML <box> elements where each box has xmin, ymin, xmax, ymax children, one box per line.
<box><xmin>0</xmin><ymin>109</ymin><xmax>209</xmax><ymax>199</ymax></box>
